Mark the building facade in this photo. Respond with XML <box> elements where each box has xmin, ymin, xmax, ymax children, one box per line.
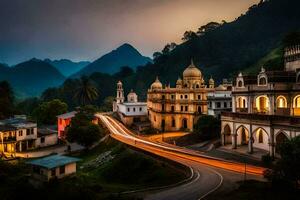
<box><xmin>208</xmin><ymin>80</ymin><xmax>232</xmax><ymax>118</ymax></box>
<box><xmin>147</xmin><ymin>60</ymin><xmax>214</xmax><ymax>132</ymax></box>
<box><xmin>221</xmin><ymin>46</ymin><xmax>300</xmax><ymax>157</ymax></box>
<box><xmin>113</xmin><ymin>81</ymin><xmax>148</xmax><ymax>129</ymax></box>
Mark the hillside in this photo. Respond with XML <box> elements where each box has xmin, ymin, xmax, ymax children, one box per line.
<box><xmin>0</xmin><ymin>59</ymin><xmax>65</xmax><ymax>98</ymax></box>
<box><xmin>44</xmin><ymin>59</ymin><xmax>90</xmax><ymax>77</ymax></box>
<box><xmin>126</xmin><ymin>0</ymin><xmax>300</xmax><ymax>99</ymax></box>
<box><xmin>73</xmin><ymin>43</ymin><xmax>152</xmax><ymax>77</ymax></box>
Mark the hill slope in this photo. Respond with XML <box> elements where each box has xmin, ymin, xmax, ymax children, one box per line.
<box><xmin>44</xmin><ymin>59</ymin><xmax>90</xmax><ymax>77</ymax></box>
<box><xmin>0</xmin><ymin>59</ymin><xmax>65</xmax><ymax>98</ymax></box>
<box><xmin>74</xmin><ymin>43</ymin><xmax>152</xmax><ymax>77</ymax></box>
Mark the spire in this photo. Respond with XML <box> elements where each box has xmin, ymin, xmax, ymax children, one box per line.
<box><xmin>190</xmin><ymin>58</ymin><xmax>195</xmax><ymax>67</ymax></box>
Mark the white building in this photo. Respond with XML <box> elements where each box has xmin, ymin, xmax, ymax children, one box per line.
<box><xmin>208</xmin><ymin>80</ymin><xmax>232</xmax><ymax>118</ymax></box>
<box><xmin>113</xmin><ymin>81</ymin><xmax>148</xmax><ymax>130</ymax></box>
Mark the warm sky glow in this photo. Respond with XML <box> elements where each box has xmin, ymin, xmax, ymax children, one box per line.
<box><xmin>0</xmin><ymin>0</ymin><xmax>259</xmax><ymax>65</ymax></box>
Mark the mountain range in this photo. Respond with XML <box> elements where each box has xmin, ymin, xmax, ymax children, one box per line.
<box><xmin>44</xmin><ymin>59</ymin><xmax>90</xmax><ymax>77</ymax></box>
<box><xmin>73</xmin><ymin>43</ymin><xmax>152</xmax><ymax>77</ymax></box>
<box><xmin>0</xmin><ymin>59</ymin><xmax>65</xmax><ymax>98</ymax></box>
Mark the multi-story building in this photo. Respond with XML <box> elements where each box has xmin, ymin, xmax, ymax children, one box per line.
<box><xmin>0</xmin><ymin>115</ymin><xmax>37</xmax><ymax>154</ymax></box>
<box><xmin>208</xmin><ymin>80</ymin><xmax>232</xmax><ymax>118</ymax></box>
<box><xmin>221</xmin><ymin>45</ymin><xmax>300</xmax><ymax>157</ymax></box>
<box><xmin>147</xmin><ymin>60</ymin><xmax>214</xmax><ymax>132</ymax></box>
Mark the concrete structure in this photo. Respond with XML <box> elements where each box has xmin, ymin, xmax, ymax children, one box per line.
<box><xmin>221</xmin><ymin>45</ymin><xmax>300</xmax><ymax>157</ymax></box>
<box><xmin>147</xmin><ymin>60</ymin><xmax>214</xmax><ymax>132</ymax></box>
<box><xmin>57</xmin><ymin>111</ymin><xmax>77</xmax><ymax>139</ymax></box>
<box><xmin>0</xmin><ymin>115</ymin><xmax>37</xmax><ymax>155</ymax></box>
<box><xmin>113</xmin><ymin>82</ymin><xmax>148</xmax><ymax>129</ymax></box>
<box><xmin>208</xmin><ymin>80</ymin><xmax>232</xmax><ymax>118</ymax></box>
<box><xmin>27</xmin><ymin>155</ymin><xmax>80</xmax><ymax>182</ymax></box>
<box><xmin>36</xmin><ymin>127</ymin><xmax>58</xmax><ymax>148</ymax></box>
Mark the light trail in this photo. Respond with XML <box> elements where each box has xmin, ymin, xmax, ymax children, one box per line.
<box><xmin>96</xmin><ymin>114</ymin><xmax>266</xmax><ymax>176</ymax></box>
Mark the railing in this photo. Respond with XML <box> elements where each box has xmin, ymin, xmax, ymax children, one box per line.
<box><xmin>221</xmin><ymin>111</ymin><xmax>300</xmax><ymax>125</ymax></box>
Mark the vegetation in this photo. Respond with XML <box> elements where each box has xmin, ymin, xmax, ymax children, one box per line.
<box><xmin>193</xmin><ymin>115</ymin><xmax>220</xmax><ymax>140</ymax></box>
<box><xmin>66</xmin><ymin>107</ymin><xmax>103</xmax><ymax>148</ymax></box>
<box><xmin>32</xmin><ymin>99</ymin><xmax>68</xmax><ymax>125</ymax></box>
<box><xmin>74</xmin><ymin>76</ymin><xmax>99</xmax><ymax>106</ymax></box>
<box><xmin>265</xmin><ymin>136</ymin><xmax>300</xmax><ymax>190</ymax></box>
<box><xmin>0</xmin><ymin>81</ymin><xmax>15</xmax><ymax>119</ymax></box>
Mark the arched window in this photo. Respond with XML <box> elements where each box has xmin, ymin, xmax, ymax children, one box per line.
<box><xmin>198</xmin><ymin>106</ymin><xmax>202</xmax><ymax>113</ymax></box>
<box><xmin>294</xmin><ymin>95</ymin><xmax>300</xmax><ymax>108</ymax></box>
<box><xmin>258</xmin><ymin>77</ymin><xmax>267</xmax><ymax>85</ymax></box>
<box><xmin>236</xmin><ymin>97</ymin><xmax>247</xmax><ymax>108</ymax></box>
<box><xmin>255</xmin><ymin>95</ymin><xmax>269</xmax><ymax>113</ymax></box>
<box><xmin>237</xmin><ymin>80</ymin><xmax>243</xmax><ymax>87</ymax></box>
<box><xmin>196</xmin><ymin>84</ymin><xmax>200</xmax><ymax>88</ymax></box>
<box><xmin>276</xmin><ymin>96</ymin><xmax>287</xmax><ymax>108</ymax></box>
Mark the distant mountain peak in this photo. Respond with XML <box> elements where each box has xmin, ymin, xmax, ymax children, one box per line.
<box><xmin>73</xmin><ymin>43</ymin><xmax>152</xmax><ymax>76</ymax></box>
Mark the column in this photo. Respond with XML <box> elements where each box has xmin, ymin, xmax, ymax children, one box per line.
<box><xmin>19</xmin><ymin>142</ymin><xmax>22</xmax><ymax>152</ymax></box>
<box><xmin>269</xmin><ymin>94</ymin><xmax>274</xmax><ymax>115</ymax></box>
<box><xmin>269</xmin><ymin>127</ymin><xmax>275</xmax><ymax>158</ymax></box>
<box><xmin>248</xmin><ymin>123</ymin><xmax>253</xmax><ymax>154</ymax></box>
<box><xmin>232</xmin><ymin>96</ymin><xmax>236</xmax><ymax>112</ymax></box>
<box><xmin>232</xmin><ymin>123</ymin><xmax>237</xmax><ymax>149</ymax></box>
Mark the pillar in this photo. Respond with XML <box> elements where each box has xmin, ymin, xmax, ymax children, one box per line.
<box><xmin>19</xmin><ymin>142</ymin><xmax>22</xmax><ymax>152</ymax></box>
<box><xmin>269</xmin><ymin>127</ymin><xmax>275</xmax><ymax>158</ymax></box>
<box><xmin>232</xmin><ymin>123</ymin><xmax>237</xmax><ymax>149</ymax></box>
<box><xmin>248</xmin><ymin>123</ymin><xmax>253</xmax><ymax>154</ymax></box>
<box><xmin>232</xmin><ymin>96</ymin><xmax>236</xmax><ymax>112</ymax></box>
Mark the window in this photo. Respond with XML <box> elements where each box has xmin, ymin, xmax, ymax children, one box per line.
<box><xmin>31</xmin><ymin>129</ymin><xmax>34</xmax><ymax>135</ymax></box>
<box><xmin>26</xmin><ymin>129</ymin><xmax>30</xmax><ymax>136</ymax></box>
<box><xmin>139</xmin><ymin>107</ymin><xmax>142</xmax><ymax>112</ymax></box>
<box><xmin>185</xmin><ymin>95</ymin><xmax>188</xmax><ymax>99</ymax></box>
<box><xmin>180</xmin><ymin>95</ymin><xmax>183</xmax><ymax>99</ymax></box>
<box><xmin>162</xmin><ymin>104</ymin><xmax>165</xmax><ymax>111</ymax></box>
<box><xmin>133</xmin><ymin>108</ymin><xmax>136</xmax><ymax>112</ymax></box>
<box><xmin>224</xmin><ymin>102</ymin><xmax>227</xmax><ymax>108</ymax></box>
<box><xmin>196</xmin><ymin>84</ymin><xmax>200</xmax><ymax>88</ymax></box>
<box><xmin>127</xmin><ymin>108</ymin><xmax>130</xmax><ymax>112</ymax></box>
<box><xmin>51</xmin><ymin>169</ymin><xmax>56</xmax><ymax>176</ymax></box>
<box><xmin>277</xmin><ymin>96</ymin><xmax>287</xmax><ymax>108</ymax></box>
<box><xmin>185</xmin><ymin>106</ymin><xmax>188</xmax><ymax>111</ymax></box>
<box><xmin>154</xmin><ymin>116</ymin><xmax>156</xmax><ymax>122</ymax></box>
<box><xmin>59</xmin><ymin>166</ymin><xmax>65</xmax><ymax>174</ymax></box>
<box><xmin>41</xmin><ymin>137</ymin><xmax>45</xmax><ymax>143</ymax></box>
<box><xmin>59</xmin><ymin>119</ymin><xmax>63</xmax><ymax>125</ymax></box>
<box><xmin>162</xmin><ymin>95</ymin><xmax>165</xmax><ymax>100</ymax></box>
<box><xmin>259</xmin><ymin>77</ymin><xmax>267</xmax><ymax>85</ymax></box>
<box><xmin>237</xmin><ymin>80</ymin><xmax>243</xmax><ymax>87</ymax></box>
<box><xmin>216</xmin><ymin>102</ymin><xmax>221</xmax><ymax>108</ymax></box>
<box><xmin>258</xmin><ymin>130</ymin><xmax>264</xmax><ymax>143</ymax></box>
<box><xmin>198</xmin><ymin>106</ymin><xmax>202</xmax><ymax>113</ymax></box>
<box><xmin>171</xmin><ymin>106</ymin><xmax>175</xmax><ymax>112</ymax></box>
<box><xmin>18</xmin><ymin>130</ymin><xmax>23</xmax><ymax>137</ymax></box>
<box><xmin>230</xmin><ymin>102</ymin><xmax>232</xmax><ymax>108</ymax></box>
<box><xmin>171</xmin><ymin>94</ymin><xmax>175</xmax><ymax>99</ymax></box>
<box><xmin>198</xmin><ymin>95</ymin><xmax>201</xmax><ymax>100</ymax></box>
<box><xmin>172</xmin><ymin>119</ymin><xmax>176</xmax><ymax>127</ymax></box>
<box><xmin>181</xmin><ymin>106</ymin><xmax>183</xmax><ymax>111</ymax></box>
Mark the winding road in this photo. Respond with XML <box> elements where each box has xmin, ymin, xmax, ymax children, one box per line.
<box><xmin>96</xmin><ymin>114</ymin><xmax>266</xmax><ymax>200</ymax></box>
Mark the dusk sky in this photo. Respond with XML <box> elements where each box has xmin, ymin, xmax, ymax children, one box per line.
<box><xmin>0</xmin><ymin>0</ymin><xmax>259</xmax><ymax>65</ymax></box>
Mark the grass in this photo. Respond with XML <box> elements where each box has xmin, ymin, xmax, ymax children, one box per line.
<box><xmin>207</xmin><ymin>180</ymin><xmax>299</xmax><ymax>200</ymax></box>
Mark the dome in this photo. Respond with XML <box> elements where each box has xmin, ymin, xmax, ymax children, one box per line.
<box><xmin>127</xmin><ymin>89</ymin><xmax>138</xmax><ymax>102</ymax></box>
<box><xmin>215</xmin><ymin>84</ymin><xmax>226</xmax><ymax>91</ymax></box>
<box><xmin>209</xmin><ymin>77</ymin><xmax>214</xmax><ymax>84</ymax></box>
<box><xmin>176</xmin><ymin>77</ymin><xmax>182</xmax><ymax>85</ymax></box>
<box><xmin>183</xmin><ymin>59</ymin><xmax>202</xmax><ymax>78</ymax></box>
<box><xmin>151</xmin><ymin>76</ymin><xmax>162</xmax><ymax>89</ymax></box>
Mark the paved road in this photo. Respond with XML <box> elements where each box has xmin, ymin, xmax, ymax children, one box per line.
<box><xmin>97</xmin><ymin>114</ymin><xmax>265</xmax><ymax>200</ymax></box>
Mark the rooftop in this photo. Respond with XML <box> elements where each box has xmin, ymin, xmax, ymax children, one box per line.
<box><xmin>56</xmin><ymin>111</ymin><xmax>77</xmax><ymax>119</ymax></box>
<box><xmin>27</xmin><ymin>155</ymin><xmax>81</xmax><ymax>169</ymax></box>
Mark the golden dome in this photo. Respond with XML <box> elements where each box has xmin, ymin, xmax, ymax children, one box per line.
<box><xmin>151</xmin><ymin>76</ymin><xmax>162</xmax><ymax>89</ymax></box>
<box><xmin>183</xmin><ymin>59</ymin><xmax>202</xmax><ymax>78</ymax></box>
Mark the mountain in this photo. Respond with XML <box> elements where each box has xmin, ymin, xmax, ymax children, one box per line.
<box><xmin>0</xmin><ymin>59</ymin><xmax>65</xmax><ymax>98</ymax></box>
<box><xmin>44</xmin><ymin>59</ymin><xmax>90</xmax><ymax>77</ymax></box>
<box><xmin>73</xmin><ymin>43</ymin><xmax>152</xmax><ymax>77</ymax></box>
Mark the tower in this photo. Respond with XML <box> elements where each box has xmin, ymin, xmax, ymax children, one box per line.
<box><xmin>116</xmin><ymin>81</ymin><xmax>124</xmax><ymax>103</ymax></box>
<box><xmin>284</xmin><ymin>45</ymin><xmax>300</xmax><ymax>71</ymax></box>
<box><xmin>113</xmin><ymin>81</ymin><xmax>124</xmax><ymax>112</ymax></box>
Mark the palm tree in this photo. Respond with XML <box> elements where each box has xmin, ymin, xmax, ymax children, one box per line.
<box><xmin>73</xmin><ymin>76</ymin><xmax>99</xmax><ymax>106</ymax></box>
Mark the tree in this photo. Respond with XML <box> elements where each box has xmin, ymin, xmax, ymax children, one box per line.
<box><xmin>16</xmin><ymin>97</ymin><xmax>40</xmax><ymax>115</ymax></box>
<box><xmin>182</xmin><ymin>31</ymin><xmax>198</xmax><ymax>41</ymax></box>
<box><xmin>100</xmin><ymin>96</ymin><xmax>114</xmax><ymax>112</ymax></box>
<box><xmin>66</xmin><ymin>110</ymin><xmax>103</xmax><ymax>148</ymax></box>
<box><xmin>193</xmin><ymin>115</ymin><xmax>220</xmax><ymax>140</ymax></box>
<box><xmin>197</xmin><ymin>22</ymin><xmax>221</xmax><ymax>36</ymax></box>
<box><xmin>0</xmin><ymin>81</ymin><xmax>15</xmax><ymax>119</ymax></box>
<box><xmin>153</xmin><ymin>52</ymin><xmax>163</xmax><ymax>62</ymax></box>
<box><xmin>267</xmin><ymin>136</ymin><xmax>300</xmax><ymax>189</ymax></box>
<box><xmin>33</xmin><ymin>99</ymin><xmax>68</xmax><ymax>125</ymax></box>
<box><xmin>74</xmin><ymin>76</ymin><xmax>99</xmax><ymax>106</ymax></box>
